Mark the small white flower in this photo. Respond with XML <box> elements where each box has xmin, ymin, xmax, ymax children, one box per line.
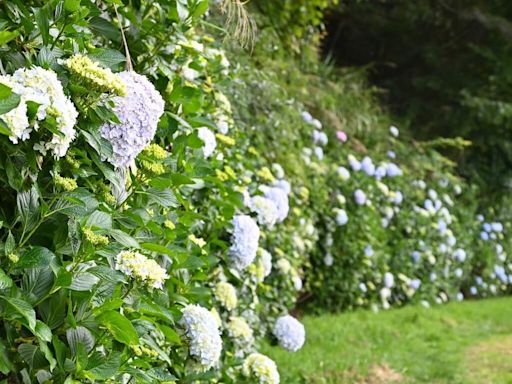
<box><xmin>197</xmin><ymin>127</ymin><xmax>217</xmax><ymax>158</ymax></box>
<box><xmin>389</xmin><ymin>125</ymin><xmax>399</xmax><ymax>137</ymax></box>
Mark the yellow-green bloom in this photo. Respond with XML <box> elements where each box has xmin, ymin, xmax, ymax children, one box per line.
<box><xmin>54</xmin><ymin>174</ymin><xmax>77</xmax><ymax>191</ymax></box>
<box><xmin>65</xmin><ymin>54</ymin><xmax>126</xmax><ymax>96</ymax></box>
<box><xmin>83</xmin><ymin>228</ymin><xmax>109</xmax><ymax>246</ymax></box>
<box><xmin>214</xmin><ymin>281</ymin><xmax>237</xmax><ymax>310</ymax></box>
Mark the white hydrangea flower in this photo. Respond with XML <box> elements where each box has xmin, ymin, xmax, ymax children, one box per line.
<box><xmin>264</xmin><ymin>187</ymin><xmax>289</xmax><ymax>222</ymax></box>
<box><xmin>335</xmin><ymin>209</ymin><xmax>348</xmax><ymax>226</ymax></box>
<box><xmin>214</xmin><ymin>281</ymin><xmax>237</xmax><ymax>310</ymax></box>
<box><xmin>1</xmin><ymin>67</ymin><xmax>78</xmax><ymax>156</ymax></box>
<box><xmin>181</xmin><ymin>304</ymin><xmax>222</xmax><ymax>370</ymax></box>
<box><xmin>250</xmin><ymin>196</ymin><xmax>279</xmax><ymax>228</ymax></box>
<box><xmin>276</xmin><ymin>258</ymin><xmax>291</xmax><ymax>274</ymax></box>
<box><xmin>227</xmin><ymin>316</ymin><xmax>254</xmax><ymax>344</ymax></box>
<box><xmin>273</xmin><ymin>315</ymin><xmax>305</xmax><ymax>352</ymax></box>
<box><xmin>243</xmin><ymin>353</ymin><xmax>280</xmax><ymax>384</ymax></box>
<box><xmin>229</xmin><ymin>215</ymin><xmax>260</xmax><ymax>270</ymax></box>
<box><xmin>273</xmin><ymin>179</ymin><xmax>291</xmax><ymax>195</ymax></box>
<box><xmin>259</xmin><ymin>249</ymin><xmax>273</xmax><ymax>279</ymax></box>
<box><xmin>271</xmin><ymin>163</ymin><xmax>285</xmax><ymax>179</ymax></box>
<box><xmin>197</xmin><ymin>127</ymin><xmax>217</xmax><ymax>157</ymax></box>
<box><xmin>114</xmin><ymin>250</ymin><xmax>169</xmax><ymax>289</ymax></box>
<box><xmin>337</xmin><ymin>166</ymin><xmax>350</xmax><ymax>181</ymax></box>
<box><xmin>100</xmin><ymin>71</ymin><xmax>164</xmax><ymax>168</ymax></box>
<box><xmin>389</xmin><ymin>125</ymin><xmax>399</xmax><ymax>137</ymax></box>
<box><xmin>384</xmin><ymin>272</ymin><xmax>394</xmax><ymax>288</ymax></box>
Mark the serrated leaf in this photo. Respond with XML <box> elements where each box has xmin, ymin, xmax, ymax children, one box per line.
<box><xmin>4</xmin><ymin>231</ymin><xmax>15</xmax><ymax>256</ymax></box>
<box><xmin>1</xmin><ymin>296</ymin><xmax>36</xmax><ymax>331</ymax></box>
<box><xmin>0</xmin><ymin>92</ymin><xmax>20</xmax><ymax>115</ymax></box>
<box><xmin>18</xmin><ymin>344</ymin><xmax>46</xmax><ymax>370</ymax></box>
<box><xmin>85</xmin><ymin>351</ymin><xmax>121</xmax><ymax>380</ymax></box>
<box><xmin>17</xmin><ymin>187</ymin><xmax>40</xmax><ymax>230</ymax></box>
<box><xmin>85</xmin><ymin>210</ymin><xmax>112</xmax><ymax>229</ymax></box>
<box><xmin>0</xmin><ymin>269</ymin><xmax>13</xmax><ymax>290</ymax></box>
<box><xmin>97</xmin><ymin>310</ymin><xmax>139</xmax><ymax>346</ymax></box>
<box><xmin>110</xmin><ymin>229</ymin><xmax>139</xmax><ymax>248</ymax></box>
<box><xmin>88</xmin><ymin>49</ymin><xmax>125</xmax><ymax>70</ymax></box>
<box><xmin>66</xmin><ymin>326</ymin><xmax>95</xmax><ymax>355</ymax></box>
<box><xmin>16</xmin><ymin>247</ymin><xmax>55</xmax><ymax>269</ymax></box>
<box><xmin>89</xmin><ymin>16</ymin><xmax>121</xmax><ymax>42</ymax></box>
<box><xmin>69</xmin><ymin>272</ymin><xmax>99</xmax><ymax>291</ymax></box>
<box><xmin>22</xmin><ymin>266</ymin><xmax>54</xmax><ymax>302</ymax></box>
<box><xmin>34</xmin><ymin>321</ymin><xmax>52</xmax><ymax>343</ymax></box>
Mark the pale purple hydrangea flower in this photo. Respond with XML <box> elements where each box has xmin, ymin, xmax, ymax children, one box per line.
<box><xmin>100</xmin><ymin>71</ymin><xmax>164</xmax><ymax>168</ymax></box>
<box><xmin>229</xmin><ymin>215</ymin><xmax>260</xmax><ymax>270</ymax></box>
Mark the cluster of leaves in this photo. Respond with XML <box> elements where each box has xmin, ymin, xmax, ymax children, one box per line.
<box><xmin>0</xmin><ymin>0</ymin><xmax>308</xmax><ymax>382</ymax></box>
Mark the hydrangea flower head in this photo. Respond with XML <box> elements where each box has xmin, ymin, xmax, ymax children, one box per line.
<box><xmin>1</xmin><ymin>67</ymin><xmax>78</xmax><ymax>156</ymax></box>
<box><xmin>214</xmin><ymin>281</ymin><xmax>237</xmax><ymax>311</ymax></box>
<box><xmin>229</xmin><ymin>215</ymin><xmax>260</xmax><ymax>270</ymax></box>
<box><xmin>100</xmin><ymin>71</ymin><xmax>164</xmax><ymax>168</ymax></box>
<box><xmin>250</xmin><ymin>196</ymin><xmax>279</xmax><ymax>228</ymax></box>
<box><xmin>273</xmin><ymin>315</ymin><xmax>305</xmax><ymax>352</ymax></box>
<box><xmin>264</xmin><ymin>187</ymin><xmax>289</xmax><ymax>223</ymax></box>
<box><xmin>114</xmin><ymin>250</ymin><xmax>168</xmax><ymax>289</ymax></box>
<box><xmin>354</xmin><ymin>189</ymin><xmax>367</xmax><ymax>206</ymax></box>
<box><xmin>335</xmin><ymin>209</ymin><xmax>348</xmax><ymax>226</ymax></box>
<box><xmin>337</xmin><ymin>166</ymin><xmax>350</xmax><ymax>181</ymax></box>
<box><xmin>389</xmin><ymin>125</ymin><xmax>399</xmax><ymax>137</ymax></box>
<box><xmin>197</xmin><ymin>127</ymin><xmax>217</xmax><ymax>157</ymax></box>
<box><xmin>227</xmin><ymin>316</ymin><xmax>254</xmax><ymax>344</ymax></box>
<box><xmin>181</xmin><ymin>304</ymin><xmax>222</xmax><ymax>370</ymax></box>
<box><xmin>243</xmin><ymin>353</ymin><xmax>280</xmax><ymax>384</ymax></box>
<box><xmin>336</xmin><ymin>130</ymin><xmax>348</xmax><ymax>142</ymax></box>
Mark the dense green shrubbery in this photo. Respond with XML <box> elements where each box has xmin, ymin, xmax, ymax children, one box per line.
<box><xmin>0</xmin><ymin>0</ymin><xmax>509</xmax><ymax>382</ymax></box>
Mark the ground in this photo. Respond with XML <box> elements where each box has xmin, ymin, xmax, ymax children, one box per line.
<box><xmin>264</xmin><ymin>297</ymin><xmax>512</xmax><ymax>383</ymax></box>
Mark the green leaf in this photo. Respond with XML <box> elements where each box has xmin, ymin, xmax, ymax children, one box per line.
<box><xmin>141</xmin><ymin>243</ymin><xmax>175</xmax><ymax>257</ymax></box>
<box><xmin>0</xmin><ymin>84</ymin><xmax>12</xmax><ymax>99</ymax></box>
<box><xmin>64</xmin><ymin>0</ymin><xmax>81</xmax><ymax>12</ymax></box>
<box><xmin>1</xmin><ymin>297</ymin><xmax>36</xmax><ymax>331</ymax></box>
<box><xmin>69</xmin><ymin>272</ymin><xmax>99</xmax><ymax>291</ymax></box>
<box><xmin>0</xmin><ymin>30</ymin><xmax>19</xmax><ymax>46</ymax></box>
<box><xmin>35</xmin><ymin>320</ymin><xmax>52</xmax><ymax>343</ymax></box>
<box><xmin>34</xmin><ymin>7</ymin><xmax>50</xmax><ymax>45</ymax></box>
<box><xmin>0</xmin><ymin>92</ymin><xmax>20</xmax><ymax>115</ymax></box>
<box><xmin>17</xmin><ymin>344</ymin><xmax>46</xmax><ymax>370</ymax></box>
<box><xmin>17</xmin><ymin>247</ymin><xmax>55</xmax><ymax>269</ymax></box>
<box><xmin>85</xmin><ymin>210</ymin><xmax>112</xmax><ymax>229</ymax></box>
<box><xmin>4</xmin><ymin>231</ymin><xmax>15</xmax><ymax>255</ymax></box>
<box><xmin>0</xmin><ymin>269</ymin><xmax>13</xmax><ymax>290</ymax></box>
<box><xmin>21</xmin><ymin>266</ymin><xmax>54</xmax><ymax>302</ymax></box>
<box><xmin>144</xmin><ymin>188</ymin><xmax>179</xmax><ymax>208</ymax></box>
<box><xmin>88</xmin><ymin>49</ymin><xmax>125</xmax><ymax>70</ymax></box>
<box><xmin>89</xmin><ymin>16</ymin><xmax>121</xmax><ymax>42</ymax></box>
<box><xmin>66</xmin><ymin>326</ymin><xmax>95</xmax><ymax>356</ymax></box>
<box><xmin>110</xmin><ymin>229</ymin><xmax>139</xmax><ymax>248</ymax></box>
<box><xmin>97</xmin><ymin>310</ymin><xmax>139</xmax><ymax>346</ymax></box>
<box><xmin>17</xmin><ymin>187</ymin><xmax>40</xmax><ymax>230</ymax></box>
<box><xmin>84</xmin><ymin>351</ymin><xmax>121</xmax><ymax>380</ymax></box>
<box><xmin>0</xmin><ymin>341</ymin><xmax>14</xmax><ymax>374</ymax></box>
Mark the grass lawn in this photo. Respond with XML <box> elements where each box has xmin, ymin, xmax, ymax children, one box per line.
<box><xmin>263</xmin><ymin>297</ymin><xmax>512</xmax><ymax>383</ymax></box>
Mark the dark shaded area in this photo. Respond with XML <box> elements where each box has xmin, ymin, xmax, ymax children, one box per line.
<box><xmin>322</xmin><ymin>0</ymin><xmax>512</xmax><ymax>197</ymax></box>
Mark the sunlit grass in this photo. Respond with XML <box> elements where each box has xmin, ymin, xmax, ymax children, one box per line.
<box><xmin>264</xmin><ymin>297</ymin><xmax>512</xmax><ymax>383</ymax></box>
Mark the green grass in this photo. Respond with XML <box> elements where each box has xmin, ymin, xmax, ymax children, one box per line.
<box><xmin>263</xmin><ymin>297</ymin><xmax>512</xmax><ymax>383</ymax></box>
